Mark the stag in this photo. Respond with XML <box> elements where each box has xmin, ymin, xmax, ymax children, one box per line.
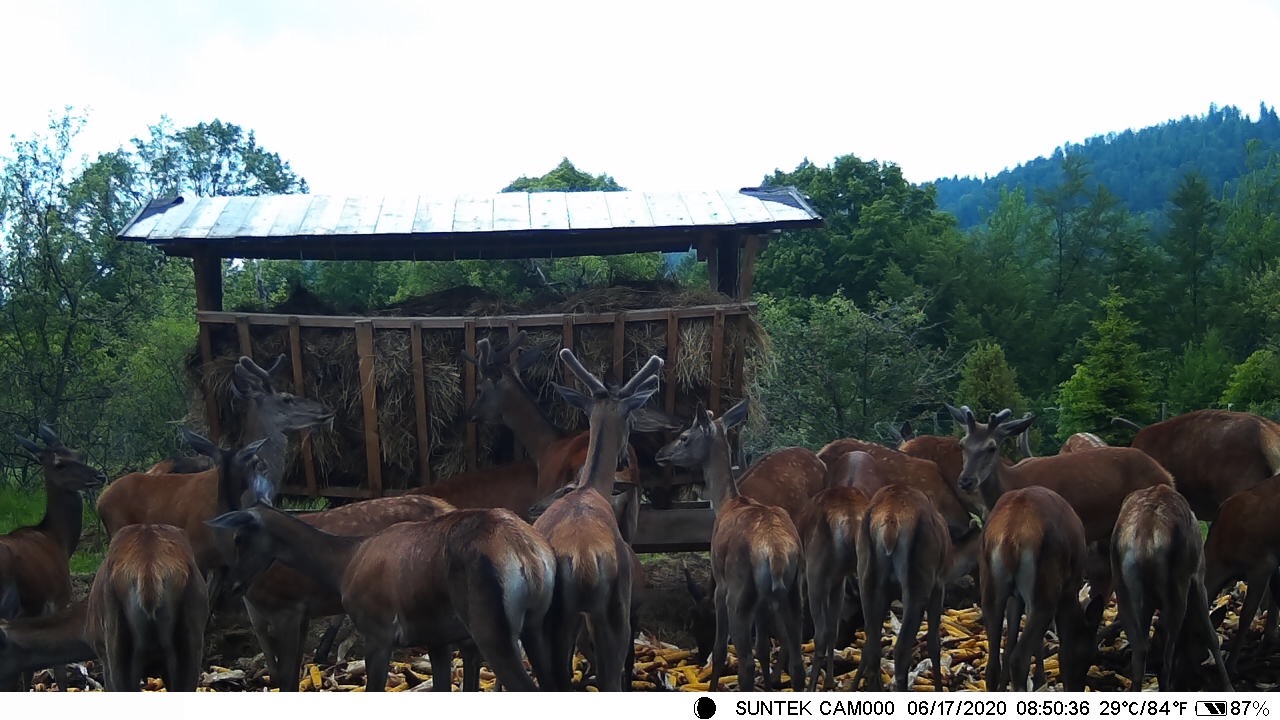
<box><xmin>980</xmin><ymin>486</ymin><xmax>1093</xmax><ymax>691</ymax></box>
<box><xmin>947</xmin><ymin>404</ymin><xmax>1173</xmax><ymax>625</ymax></box>
<box><xmin>4</xmin><ymin>425</ymin><xmax>104</xmax><ymax>690</ymax></box>
<box><xmin>656</xmin><ymin>399</ymin><xmax>805</xmax><ymax>692</ymax></box>
<box><xmin>86</xmin><ymin>524</ymin><xmax>208</xmax><ymax>692</ymax></box>
<box><xmin>1112</xmin><ymin>484</ymin><xmax>1231</xmax><ymax>691</ymax></box>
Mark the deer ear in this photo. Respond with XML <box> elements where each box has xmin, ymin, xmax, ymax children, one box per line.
<box><xmin>692</xmin><ymin>401</ymin><xmax>710</xmax><ymax>428</ymax></box>
<box><xmin>14</xmin><ymin>435</ymin><xmax>42</xmax><ymax>458</ymax></box>
<box><xmin>721</xmin><ymin>398</ymin><xmax>750</xmax><ymax>430</ymax></box>
<box><xmin>998</xmin><ymin>412</ymin><xmax>1035</xmax><ymax>438</ymax></box>
<box><xmin>240</xmin><ymin>438</ymin><xmax>269</xmax><ymax>460</ymax></box>
<box><xmin>899</xmin><ymin>421</ymin><xmax>914</xmax><ymax>441</ymax></box>
<box><xmin>630</xmin><ymin>406</ymin><xmax>684</xmax><ymax>433</ymax></box>
<box><xmin>181</xmin><ymin>428</ymin><xmax>221</xmax><ymax>460</ymax></box>
<box><xmin>944</xmin><ymin>403</ymin><xmax>968</xmax><ymax>426</ymax></box>
<box><xmin>551</xmin><ymin>382</ymin><xmax>593</xmax><ymax>414</ymax></box>
<box><xmin>205</xmin><ymin>510</ymin><xmax>259</xmax><ymax>532</ymax></box>
<box><xmin>621</xmin><ymin>376</ymin><xmax>660</xmax><ymax>414</ymax></box>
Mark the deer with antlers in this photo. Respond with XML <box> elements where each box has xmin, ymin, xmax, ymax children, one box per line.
<box><xmin>528</xmin><ymin>349</ymin><xmax>661</xmax><ymax>691</ymax></box>
<box><xmin>656</xmin><ymin>399</ymin><xmax>805</xmax><ymax>692</ymax></box>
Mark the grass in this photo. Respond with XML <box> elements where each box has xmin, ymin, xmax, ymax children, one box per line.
<box><xmin>0</xmin><ymin>481</ymin><xmax>107</xmax><ymax>575</ymax></box>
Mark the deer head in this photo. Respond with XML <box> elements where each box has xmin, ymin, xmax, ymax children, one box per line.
<box><xmin>180</xmin><ymin>428</ymin><xmax>271</xmax><ymax>510</ymax></box>
<box><xmin>654</xmin><ymin>400</ymin><xmax>749</xmax><ymax>469</ymax></box>
<box><xmin>14</xmin><ymin>423</ymin><xmax>106</xmax><ymax>492</ymax></box>
<box><xmin>946</xmin><ymin>403</ymin><xmax>1034</xmax><ymax>493</ymax></box>
<box><xmin>231</xmin><ymin>355</ymin><xmax>334</xmax><ymax>436</ymax></box>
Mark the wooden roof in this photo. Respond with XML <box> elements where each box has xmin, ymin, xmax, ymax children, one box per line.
<box><xmin>116</xmin><ymin>187</ymin><xmax>822</xmax><ymax>261</ymax></box>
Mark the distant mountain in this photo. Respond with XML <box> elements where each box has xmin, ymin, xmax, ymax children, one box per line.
<box><xmin>931</xmin><ymin>104</ymin><xmax>1280</xmax><ymax>228</ymax></box>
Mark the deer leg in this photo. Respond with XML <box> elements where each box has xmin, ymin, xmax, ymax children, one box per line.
<box><xmin>127</xmin><ymin>608</ymin><xmax>150</xmax><ymax>692</ymax></box>
<box><xmin>588</xmin><ymin>607</ymin><xmax>625</xmax><ymax>692</ymax></box>
<box><xmin>895</xmin><ymin>585</ymin><xmax>926</xmax><ymax>692</ymax></box>
<box><xmin>709</xmin><ymin>584</ymin><xmax>730</xmax><ymax>692</ymax></box>
<box><xmin>1009</xmin><ymin>601</ymin><xmax>1053</xmax><ymax>692</ymax></box>
<box><xmin>459</xmin><ymin>643</ymin><xmax>480</xmax><ymax>692</ymax></box>
<box><xmin>424</xmin><ymin>645</ymin><xmax>454</xmax><ymax>691</ymax></box>
<box><xmin>1085</xmin><ymin>554</ymin><xmax>1114</xmax><ymax>635</ymax></box>
<box><xmin>854</xmin><ymin>565</ymin><xmax>886</xmax><ymax>692</ymax></box>
<box><xmin>807</xmin><ymin>576</ymin><xmax>833</xmax><ymax>692</ymax></box>
<box><xmin>521</xmin><ymin>621</ymin><xmax>554</xmax><ymax>691</ymax></box>
<box><xmin>1114</xmin><ymin>570</ymin><xmax>1146</xmax><ymax>692</ymax></box>
<box><xmin>926</xmin><ymin>584</ymin><xmax>944</xmax><ymax>692</ymax></box>
<box><xmin>777</xmin><ymin>579</ymin><xmax>805</xmax><ymax>692</ymax></box>
<box><xmin>1157</xmin><ymin>577</ymin><xmax>1191</xmax><ymax>692</ymax></box>
<box><xmin>754</xmin><ymin>603</ymin><xmax>773</xmax><ymax>690</ymax></box>
<box><xmin>362</xmin><ymin>633</ymin><xmax>393</xmax><ymax>692</ymax></box>
<box><xmin>981</xmin><ymin>571</ymin><xmax>1008</xmax><ymax>691</ymax></box>
<box><xmin>730</xmin><ymin>601</ymin><xmax>756</xmax><ymax>692</ymax></box>
<box><xmin>1188</xmin><ymin>579</ymin><xmax>1233</xmax><ymax>691</ymax></box>
<box><xmin>1262</xmin><ymin>566</ymin><xmax>1280</xmax><ymax>648</ymax></box>
<box><xmin>1226</xmin><ymin>568</ymin><xmax>1271</xmax><ymax>676</ymax></box>
<box><xmin>154</xmin><ymin>602</ymin><xmax>182</xmax><ymax>694</ymax></box>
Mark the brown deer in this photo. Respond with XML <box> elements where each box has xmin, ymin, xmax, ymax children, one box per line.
<box><xmin>947</xmin><ymin>404</ymin><xmax>1174</xmax><ymax>625</ymax></box>
<box><xmin>0</xmin><ymin>599</ymin><xmax>96</xmax><ymax>687</ymax></box>
<box><xmin>655</xmin><ymin>399</ymin><xmax>805</xmax><ymax>692</ymax></box>
<box><xmin>86</xmin><ymin>524</ymin><xmax>208</xmax><ymax>692</ymax></box>
<box><xmin>215</xmin><ymin>494</ymin><xmax>457</xmax><ymax>691</ymax></box>
<box><xmin>980</xmin><ymin>486</ymin><xmax>1093</xmax><ymax>691</ymax></box>
<box><xmin>407</xmin><ymin>461</ymin><xmax>542</xmax><ymax>515</ymax></box>
<box><xmin>1202</xmin><ymin>472</ymin><xmax>1280</xmax><ymax>676</ymax></box>
<box><xmin>530</xmin><ymin>349</ymin><xmax>661</xmax><ymax>691</ymax></box>
<box><xmin>1112</xmin><ymin>484</ymin><xmax>1231</xmax><ymax>691</ymax></box>
<box><xmin>797</xmin><ymin>450</ymin><xmax>876</xmax><ymax>691</ymax></box>
<box><xmin>211</xmin><ymin>500</ymin><xmax>556</xmax><ymax>692</ymax></box>
<box><xmin>849</xmin><ymin>484</ymin><xmax>949</xmax><ymax>692</ymax></box>
<box><xmin>5</xmin><ymin>425</ymin><xmax>105</xmax><ymax>690</ymax></box>
<box><xmin>1061</xmin><ymin>432</ymin><xmax>1107</xmax><ymax>454</ymax></box>
<box><xmin>96</xmin><ymin>355</ymin><xmax>333</xmax><ymax>565</ymax></box>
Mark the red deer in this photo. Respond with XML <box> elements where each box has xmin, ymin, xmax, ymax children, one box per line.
<box><xmin>656</xmin><ymin>399</ymin><xmax>805</xmax><ymax>692</ymax></box>
<box><xmin>407</xmin><ymin>461</ymin><xmax>541</xmax><ymax>515</ymax></box>
<box><xmin>86</xmin><ymin>524</ymin><xmax>208</xmax><ymax>692</ymax></box>
<box><xmin>980</xmin><ymin>486</ymin><xmax>1092</xmax><ymax>691</ymax></box>
<box><xmin>1202</xmin><ymin>472</ymin><xmax>1280</xmax><ymax>676</ymax></box>
<box><xmin>797</xmin><ymin>450</ymin><xmax>876</xmax><ymax>691</ymax></box>
<box><xmin>530</xmin><ymin>350</ymin><xmax>660</xmax><ymax>691</ymax></box>
<box><xmin>1061</xmin><ymin>432</ymin><xmax>1107</xmax><ymax>454</ymax></box>
<box><xmin>145</xmin><ymin>455</ymin><xmax>214</xmax><ymax>474</ymax></box>
<box><xmin>947</xmin><ymin>404</ymin><xmax>1174</xmax><ymax>625</ymax></box>
<box><xmin>5</xmin><ymin>425</ymin><xmax>104</xmax><ymax>690</ymax></box>
<box><xmin>96</xmin><ymin>356</ymin><xmax>331</xmax><ymax>585</ymax></box>
<box><xmin>849</xmin><ymin>484</ymin><xmax>949</xmax><ymax>692</ymax></box>
<box><xmin>1113</xmin><ymin>410</ymin><xmax>1280</xmax><ymax>521</ymax></box>
<box><xmin>0</xmin><ymin>599</ymin><xmax>95</xmax><ymax>687</ymax></box>
<box><xmin>1112</xmin><ymin>484</ymin><xmax>1231</xmax><ymax>691</ymax></box>
<box><xmin>216</xmin><ymin>495</ymin><xmax>457</xmax><ymax>691</ymax></box>
<box><xmin>210</xmin><ymin>502</ymin><xmax>556</xmax><ymax>692</ymax></box>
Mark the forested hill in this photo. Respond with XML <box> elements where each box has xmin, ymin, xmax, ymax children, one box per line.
<box><xmin>932</xmin><ymin>104</ymin><xmax>1280</xmax><ymax>228</ymax></box>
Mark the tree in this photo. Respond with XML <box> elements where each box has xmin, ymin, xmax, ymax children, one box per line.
<box><xmin>1057</xmin><ymin>289</ymin><xmax>1155</xmax><ymax>443</ymax></box>
<box><xmin>1162</xmin><ymin>172</ymin><xmax>1221</xmax><ymax>341</ymax></box>
<box><xmin>502</xmin><ymin>158</ymin><xmax>623</xmax><ymax>192</ymax></box>
<box><xmin>131</xmin><ymin>117</ymin><xmax>308</xmax><ymax>197</ymax></box>
<box><xmin>1164</xmin><ymin>330</ymin><xmax>1234</xmax><ymax>414</ymax></box>
<box><xmin>1220</xmin><ymin>348</ymin><xmax>1280</xmax><ymax>418</ymax></box>
<box><xmin>954</xmin><ymin>341</ymin><xmax>1028</xmax><ymax>422</ymax></box>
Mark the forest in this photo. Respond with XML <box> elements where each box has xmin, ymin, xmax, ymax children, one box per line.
<box><xmin>2</xmin><ymin>104</ymin><xmax>1280</xmax><ymax>487</ymax></box>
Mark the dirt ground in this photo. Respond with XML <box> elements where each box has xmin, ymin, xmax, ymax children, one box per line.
<box><xmin>45</xmin><ymin>562</ymin><xmax>1280</xmax><ymax>692</ymax></box>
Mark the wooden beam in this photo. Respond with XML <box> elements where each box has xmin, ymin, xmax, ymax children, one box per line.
<box><xmin>631</xmin><ymin>502</ymin><xmax>713</xmax><ymax>553</ymax></box>
<box><xmin>709</xmin><ymin>309</ymin><xmax>725</xmax><ymax>415</ymax></box>
<box><xmin>235</xmin><ymin>315</ymin><xmax>253</xmax><ymax>356</ymax></box>
<box><xmin>464</xmin><ymin>320</ymin><xmax>477</xmax><ymax>471</ymax></box>
<box><xmin>288</xmin><ymin>318</ymin><xmax>318</xmax><ymax>497</ymax></box>
<box><xmin>663</xmin><ymin>311</ymin><xmax>680</xmax><ymax>415</ymax></box>
<box><xmin>197</xmin><ymin>322</ymin><xmax>220</xmax><ymax>440</ymax></box>
<box><xmin>355</xmin><ymin>321</ymin><xmax>383</xmax><ymax>498</ymax></box>
<box><xmin>192</xmin><ymin>253</ymin><xmax>223</xmax><ymax>312</ymax></box>
<box><xmin>411</xmin><ymin>322</ymin><xmax>432</xmax><ymax>486</ymax></box>
<box><xmin>612</xmin><ymin>312</ymin><xmax>625</xmax><ymax>385</ymax></box>
<box><xmin>716</xmin><ymin>235</ymin><xmax>740</xmax><ymax>297</ymax></box>
<box><xmin>702</xmin><ymin>238</ymin><xmax>720</xmax><ymax>293</ymax></box>
<box><xmin>739</xmin><ymin>235</ymin><xmax>761</xmax><ymax>299</ymax></box>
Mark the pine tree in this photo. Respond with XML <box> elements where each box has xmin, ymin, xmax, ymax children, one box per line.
<box><xmin>955</xmin><ymin>341</ymin><xmax>1028</xmax><ymax>421</ymax></box>
<box><xmin>1057</xmin><ymin>289</ymin><xmax>1155</xmax><ymax>443</ymax></box>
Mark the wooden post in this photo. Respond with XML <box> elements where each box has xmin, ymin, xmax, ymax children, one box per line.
<box><xmin>716</xmin><ymin>235</ymin><xmax>740</xmax><ymax>297</ymax></box>
<box><xmin>612</xmin><ymin>312</ymin><xmax>626</xmax><ymax>385</ymax></box>
<box><xmin>197</xmin><ymin>323</ymin><xmax>220</xmax><ymax>440</ymax></box>
<box><xmin>235</xmin><ymin>315</ymin><xmax>253</xmax><ymax>357</ymax></box>
<box><xmin>709</xmin><ymin>309</ymin><xmax>725</xmax><ymax>415</ymax></box>
<box><xmin>508</xmin><ymin>320</ymin><xmax>525</xmax><ymax>461</ymax></box>
<box><xmin>463</xmin><ymin>320</ymin><xmax>477</xmax><ymax>471</ymax></box>
<box><xmin>192</xmin><ymin>253</ymin><xmax>223</xmax><ymax>312</ymax></box>
<box><xmin>739</xmin><ymin>235</ymin><xmax>761</xmax><ymax>299</ymax></box>
<box><xmin>560</xmin><ymin>317</ymin><xmax>575</xmax><ymax>390</ymax></box>
<box><xmin>700</xmin><ymin>238</ymin><xmax>720</xmax><ymax>294</ymax></box>
<box><xmin>664</xmin><ymin>311</ymin><xmax>680</xmax><ymax>415</ymax></box>
<box><xmin>355</xmin><ymin>321</ymin><xmax>383</xmax><ymax>498</ymax></box>
<box><xmin>411</xmin><ymin>322</ymin><xmax>432</xmax><ymax>486</ymax></box>
<box><xmin>289</xmin><ymin>318</ymin><xmax>319</xmax><ymax>497</ymax></box>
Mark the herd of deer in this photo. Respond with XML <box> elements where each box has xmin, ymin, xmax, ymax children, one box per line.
<box><xmin>3</xmin><ymin>337</ymin><xmax>1280</xmax><ymax>693</ymax></box>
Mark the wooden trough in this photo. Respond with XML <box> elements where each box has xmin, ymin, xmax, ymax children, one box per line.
<box><xmin>116</xmin><ymin>187</ymin><xmax>824</xmax><ymax>550</ymax></box>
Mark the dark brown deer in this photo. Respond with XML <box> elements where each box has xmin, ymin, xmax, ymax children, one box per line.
<box><xmin>5</xmin><ymin>425</ymin><xmax>104</xmax><ymax>690</ymax></box>
<box><xmin>0</xmin><ymin>599</ymin><xmax>96</xmax><ymax>687</ymax></box>
<box><xmin>947</xmin><ymin>404</ymin><xmax>1174</xmax><ymax>625</ymax></box>
<box><xmin>85</xmin><ymin>524</ymin><xmax>208</xmax><ymax>692</ymax></box>
<box><xmin>1112</xmin><ymin>484</ymin><xmax>1231</xmax><ymax>691</ymax></box>
<box><xmin>980</xmin><ymin>486</ymin><xmax>1093</xmax><ymax>691</ymax></box>
<box><xmin>656</xmin><ymin>399</ymin><xmax>805</xmax><ymax>692</ymax></box>
<box><xmin>217</xmin><ymin>495</ymin><xmax>457</xmax><ymax>691</ymax></box>
<box><xmin>797</xmin><ymin>450</ymin><xmax>876</xmax><ymax>691</ymax></box>
<box><xmin>531</xmin><ymin>349</ymin><xmax>661</xmax><ymax>691</ymax></box>
<box><xmin>407</xmin><ymin>461</ymin><xmax>542</xmax><ymax>515</ymax></box>
<box><xmin>1113</xmin><ymin>410</ymin><xmax>1280</xmax><ymax>521</ymax></box>
<box><xmin>849</xmin><ymin>484</ymin><xmax>949</xmax><ymax>692</ymax></box>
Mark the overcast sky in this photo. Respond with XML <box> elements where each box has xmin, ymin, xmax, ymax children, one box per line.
<box><xmin>3</xmin><ymin>0</ymin><xmax>1278</xmax><ymax>196</ymax></box>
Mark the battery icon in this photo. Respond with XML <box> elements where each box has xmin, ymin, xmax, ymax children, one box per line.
<box><xmin>1197</xmin><ymin>702</ymin><xmax>1228</xmax><ymax>717</ymax></box>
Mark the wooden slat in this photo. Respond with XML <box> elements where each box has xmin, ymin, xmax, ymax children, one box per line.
<box><xmin>565</xmin><ymin>191</ymin><xmax>612</xmax><ymax>229</ymax></box>
<box><xmin>355</xmin><ymin>321</ymin><xmax>383</xmax><ymax>497</ymax></box>
<box><xmin>463</xmin><ymin>320</ymin><xmax>477</xmax><ymax>471</ymax></box>
<box><xmin>760</xmin><ymin>197</ymin><xmax>820</xmax><ymax>223</ymax></box>
<box><xmin>492</xmin><ymin>193</ymin><xmax>531</xmax><ymax>232</ymax></box>
<box><xmin>709</xmin><ymin>309</ymin><xmax>725</xmax><ymax>415</ymax></box>
<box><xmin>173</xmin><ymin>196</ymin><xmax>232</xmax><ymax>238</ymax></box>
<box><xmin>453</xmin><ymin>195</ymin><xmax>493</xmax><ymax>233</ymax></box>
<box><xmin>141</xmin><ymin>198</ymin><xmax>200</xmax><ymax>239</ymax></box>
<box><xmin>412</xmin><ymin>197</ymin><xmax>458</xmax><ymax>233</ymax></box>
<box><xmin>207</xmin><ymin>197</ymin><xmax>260</xmax><ymax>238</ymax></box>
<box><xmin>664</xmin><ymin>311</ymin><xmax>679</xmax><ymax>415</ymax></box>
<box><xmin>266</xmin><ymin>195</ymin><xmax>316</xmax><ymax>237</ymax></box>
<box><xmin>235</xmin><ymin>315</ymin><xmax>253</xmax><ymax>356</ymax></box>
<box><xmin>195</xmin><ymin>303</ymin><xmax>754</xmax><ymax>329</ymax></box>
<box><xmin>739</xmin><ymin>235</ymin><xmax>761</xmax><ymax>299</ymax></box>
<box><xmin>716</xmin><ymin>189</ymin><xmax>775</xmax><ymax>224</ymax></box>
<box><xmin>192</xmin><ymin>254</ymin><xmax>223</xmax><ymax>312</ymax></box>
<box><xmin>561</xmin><ymin>317</ymin><xmax>575</xmax><ymax>389</ymax></box>
<box><xmin>704</xmin><ymin>238</ymin><xmax>720</xmax><ymax>293</ymax></box>
<box><xmin>297</xmin><ymin>195</ymin><xmax>346</xmax><ymax>236</ymax></box>
<box><xmin>644</xmin><ymin>191</ymin><xmax>692</xmax><ymax>227</ymax></box>
<box><xmin>507</xmin><ymin>320</ymin><xmax>525</xmax><ymax>461</ymax></box>
<box><xmin>198</xmin><ymin>322</ymin><xmax>221</xmax><ymax>440</ymax></box>
<box><xmin>240</xmin><ymin>196</ymin><xmax>285</xmax><ymax>238</ymax></box>
<box><xmin>529</xmin><ymin>192</ymin><xmax>570</xmax><ymax>230</ymax></box>
<box><xmin>372</xmin><ymin>195</ymin><xmax>419</xmax><ymax>235</ymax></box>
<box><xmin>604</xmin><ymin>192</ymin><xmax>655</xmax><ymax>228</ymax></box>
<box><xmin>410</xmin><ymin>322</ymin><xmax>432</xmax><ymax>486</ymax></box>
<box><xmin>334</xmin><ymin>196</ymin><xmax>384</xmax><ymax>235</ymax></box>
<box><xmin>612</xmin><ymin>313</ymin><xmax>626</xmax><ymax>385</ymax></box>
<box><xmin>632</xmin><ymin>503</ymin><xmax>713</xmax><ymax>553</ymax></box>
<box><xmin>289</xmin><ymin>318</ymin><xmax>318</xmax><ymax>497</ymax></box>
<box><xmin>681</xmin><ymin>190</ymin><xmax>734</xmax><ymax>225</ymax></box>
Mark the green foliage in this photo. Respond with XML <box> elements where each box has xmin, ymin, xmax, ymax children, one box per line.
<box><xmin>1164</xmin><ymin>330</ymin><xmax>1234</xmax><ymax>414</ymax></box>
<box><xmin>1160</xmin><ymin>173</ymin><xmax>1221</xmax><ymax>341</ymax></box>
<box><xmin>1220</xmin><ymin>348</ymin><xmax>1280</xmax><ymax>418</ymax></box>
<box><xmin>1057</xmin><ymin>290</ymin><xmax>1155</xmax><ymax>443</ymax></box>
<box><xmin>131</xmin><ymin>117</ymin><xmax>308</xmax><ymax>196</ymax></box>
<box><xmin>955</xmin><ymin>341</ymin><xmax>1027</xmax><ymax>420</ymax></box>
<box><xmin>0</xmin><ymin>482</ymin><xmax>104</xmax><ymax>574</ymax></box>
<box><xmin>502</xmin><ymin>158</ymin><xmax>623</xmax><ymax>192</ymax></box>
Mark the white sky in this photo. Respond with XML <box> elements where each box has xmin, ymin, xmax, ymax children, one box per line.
<box><xmin>2</xmin><ymin>0</ymin><xmax>1278</xmax><ymax>195</ymax></box>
